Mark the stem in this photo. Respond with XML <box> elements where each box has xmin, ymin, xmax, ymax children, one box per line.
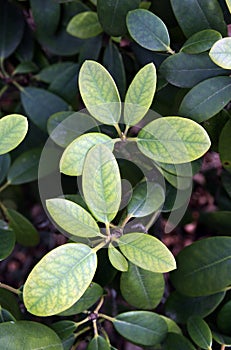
<box><xmin>0</xmin><ymin>282</ymin><xmax>21</xmax><ymax>295</ymax></box>
<box><xmin>92</xmin><ymin>238</ymin><xmax>109</xmax><ymax>253</ymax></box>
<box><xmin>76</xmin><ymin>316</ymin><xmax>90</xmax><ymax>328</ymax></box>
<box><xmin>0</xmin><ymin>59</ymin><xmax>8</xmax><ymax>77</ymax></box>
<box><xmin>114</xmin><ymin>123</ymin><xmax>123</xmax><ymax>138</ymax></box>
<box><xmin>98</xmin><ymin>313</ymin><xmax>115</xmax><ymax>323</ymax></box>
<box><xmin>0</xmin><ymin>85</ymin><xmax>8</xmax><ymax>99</ymax></box>
<box><xmin>74</xmin><ymin>325</ymin><xmax>91</xmax><ymax>338</ymax></box>
<box><xmin>124</xmin><ymin>124</ymin><xmax>130</xmax><ymax>137</ymax></box>
<box><xmin>92</xmin><ymin>319</ymin><xmax>98</xmax><ymax>337</ymax></box>
<box><xmin>94</xmin><ymin>297</ymin><xmax>104</xmax><ymax>313</ymax></box>
<box><xmin>12</xmin><ymin>80</ymin><xmax>24</xmax><ymax>92</ymax></box>
<box><xmin>221</xmin><ymin>345</ymin><xmax>226</xmax><ymax>350</ymax></box>
<box><xmin>105</xmin><ymin>222</ymin><xmax>110</xmax><ymax>236</ymax></box>
<box><xmin>167</xmin><ymin>47</ymin><xmax>175</xmax><ymax>55</ymax></box>
<box><xmin>120</xmin><ymin>214</ymin><xmax>132</xmax><ymax>228</ymax></box>
<box><xmin>0</xmin><ymin>181</ymin><xmax>10</xmax><ymax>193</ymax></box>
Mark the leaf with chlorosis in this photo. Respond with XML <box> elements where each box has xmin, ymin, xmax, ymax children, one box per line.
<box><xmin>67</xmin><ymin>12</ymin><xmax>103</xmax><ymax>39</ymax></box>
<box><xmin>225</xmin><ymin>0</ymin><xmax>231</xmax><ymax>13</ymax></box>
<box><xmin>0</xmin><ymin>321</ymin><xmax>63</xmax><ymax>350</ymax></box>
<box><xmin>187</xmin><ymin>316</ymin><xmax>212</xmax><ymax>350</ymax></box>
<box><xmin>179</xmin><ymin>76</ymin><xmax>231</xmax><ymax>123</ymax></box>
<box><xmin>108</xmin><ymin>243</ymin><xmax>128</xmax><ymax>272</ymax></box>
<box><xmin>82</xmin><ymin>144</ymin><xmax>121</xmax><ymax>223</ymax></box>
<box><xmin>79</xmin><ymin>60</ymin><xmax>121</xmax><ymax>125</ymax></box>
<box><xmin>124</xmin><ymin>63</ymin><xmax>156</xmax><ymax>127</ymax></box>
<box><xmin>181</xmin><ymin>29</ymin><xmax>222</xmax><ymax>54</ymax></box>
<box><xmin>170</xmin><ymin>236</ymin><xmax>231</xmax><ymax>296</ymax></box>
<box><xmin>113</xmin><ymin>311</ymin><xmax>168</xmax><ymax>346</ymax></box>
<box><xmin>46</xmin><ymin>198</ymin><xmax>102</xmax><ymax>238</ymax></box>
<box><xmin>127</xmin><ymin>9</ymin><xmax>171</xmax><ymax>52</ymax></box>
<box><xmin>0</xmin><ymin>114</ymin><xmax>28</xmax><ymax>155</ymax></box>
<box><xmin>209</xmin><ymin>37</ymin><xmax>231</xmax><ymax>69</ymax></box>
<box><xmin>23</xmin><ymin>243</ymin><xmax>97</xmax><ymax>316</ymax></box>
<box><xmin>60</xmin><ymin>133</ymin><xmax>114</xmax><ymax>176</ymax></box>
<box><xmin>137</xmin><ymin>117</ymin><xmax>211</xmax><ymax>164</ymax></box>
<box><xmin>118</xmin><ymin>232</ymin><xmax>176</xmax><ymax>273</ymax></box>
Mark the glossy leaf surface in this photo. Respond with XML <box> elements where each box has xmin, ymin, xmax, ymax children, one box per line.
<box><xmin>87</xmin><ymin>335</ymin><xmax>110</xmax><ymax>350</ymax></box>
<box><xmin>137</xmin><ymin>117</ymin><xmax>211</xmax><ymax>164</ymax></box>
<box><xmin>187</xmin><ymin>316</ymin><xmax>212</xmax><ymax>349</ymax></box>
<box><xmin>181</xmin><ymin>29</ymin><xmax>222</xmax><ymax>54</ymax></box>
<box><xmin>118</xmin><ymin>232</ymin><xmax>176</xmax><ymax>273</ymax></box>
<box><xmin>108</xmin><ymin>243</ymin><xmax>128</xmax><ymax>272</ymax></box>
<box><xmin>23</xmin><ymin>243</ymin><xmax>97</xmax><ymax>316</ymax></box>
<box><xmin>210</xmin><ymin>37</ymin><xmax>231</xmax><ymax>69</ymax></box>
<box><xmin>67</xmin><ymin>12</ymin><xmax>103</xmax><ymax>39</ymax></box>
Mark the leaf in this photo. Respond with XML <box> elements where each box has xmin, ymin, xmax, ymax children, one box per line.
<box><xmin>37</xmin><ymin>62</ymin><xmax>75</xmax><ymax>83</ymax></box>
<box><xmin>213</xmin><ymin>332</ymin><xmax>231</xmax><ymax>346</ymax></box>
<box><xmin>113</xmin><ymin>311</ymin><xmax>168</xmax><ymax>346</ymax></box>
<box><xmin>0</xmin><ymin>154</ymin><xmax>10</xmax><ymax>185</ymax></box>
<box><xmin>97</xmin><ymin>0</ymin><xmax>140</xmax><ymax>36</ymax></box>
<box><xmin>159</xmin><ymin>52</ymin><xmax>229</xmax><ymax>88</ymax></box>
<box><xmin>118</xmin><ymin>232</ymin><xmax>176</xmax><ymax>273</ymax></box>
<box><xmin>13</xmin><ymin>62</ymin><xmax>38</xmax><ymax>75</ymax></box>
<box><xmin>209</xmin><ymin>37</ymin><xmax>231</xmax><ymax>69</ymax></box>
<box><xmin>30</xmin><ymin>0</ymin><xmax>60</xmax><ymax>37</ymax></box>
<box><xmin>222</xmin><ymin>170</ymin><xmax>231</xmax><ymax>198</ymax></box>
<box><xmin>0</xmin><ymin>289</ymin><xmax>21</xmax><ymax>320</ymax></box>
<box><xmin>137</xmin><ymin>117</ymin><xmax>211</xmax><ymax>164</ymax></box>
<box><xmin>219</xmin><ymin>118</ymin><xmax>231</xmax><ymax>172</ymax></box>
<box><xmin>67</xmin><ymin>12</ymin><xmax>103</xmax><ymax>39</ymax></box>
<box><xmin>163</xmin><ymin>332</ymin><xmax>196</xmax><ymax>350</ymax></box>
<box><xmin>120</xmin><ymin>261</ymin><xmax>164</xmax><ymax>309</ymax></box>
<box><xmin>87</xmin><ymin>335</ymin><xmax>110</xmax><ymax>350</ymax></box>
<box><xmin>124</xmin><ymin>63</ymin><xmax>156</xmax><ymax>126</ymax></box>
<box><xmin>0</xmin><ymin>221</ymin><xmax>15</xmax><ymax>261</ymax></box>
<box><xmin>79</xmin><ymin>35</ymin><xmax>102</xmax><ymax>65</ymax></box>
<box><xmin>108</xmin><ymin>243</ymin><xmax>128</xmax><ymax>272</ymax></box>
<box><xmin>181</xmin><ymin>29</ymin><xmax>222</xmax><ymax>54</ymax></box>
<box><xmin>46</xmin><ymin>198</ymin><xmax>102</xmax><ymax>238</ymax></box>
<box><xmin>0</xmin><ymin>321</ymin><xmax>63</xmax><ymax>350</ymax></box>
<box><xmin>60</xmin><ymin>133</ymin><xmax>114</xmax><ymax>176</ymax></box>
<box><xmin>0</xmin><ymin>306</ymin><xmax>16</xmax><ymax>323</ymax></box>
<box><xmin>187</xmin><ymin>316</ymin><xmax>212</xmax><ymax>350</ymax></box>
<box><xmin>161</xmin><ymin>168</ymin><xmax>192</xmax><ymax>190</ymax></box>
<box><xmin>157</xmin><ymin>159</ymin><xmax>201</xmax><ymax>178</ymax></box>
<box><xmin>179</xmin><ymin>76</ymin><xmax>231</xmax><ymax>123</ymax></box>
<box><xmin>58</xmin><ymin>282</ymin><xmax>103</xmax><ymax>316</ymax></box>
<box><xmin>79</xmin><ymin>60</ymin><xmax>121</xmax><ymax>125</ymax></box>
<box><xmin>127</xmin><ymin>181</ymin><xmax>165</xmax><ymax>217</ymax></box>
<box><xmin>82</xmin><ymin>144</ymin><xmax>121</xmax><ymax>223</ymax></box>
<box><xmin>200</xmin><ymin>211</ymin><xmax>231</xmax><ymax>234</ymax></box>
<box><xmin>170</xmin><ymin>236</ymin><xmax>231</xmax><ymax>296</ymax></box>
<box><xmin>21</xmin><ymin>87</ymin><xmax>68</xmax><ymax>131</ymax></box>
<box><xmin>217</xmin><ymin>300</ymin><xmax>231</xmax><ymax>335</ymax></box>
<box><xmin>7</xmin><ymin>148</ymin><xmax>41</xmax><ymax>185</ymax></box>
<box><xmin>165</xmin><ymin>291</ymin><xmax>225</xmax><ymax>324</ymax></box>
<box><xmin>5</xmin><ymin>208</ymin><xmax>39</xmax><ymax>247</ymax></box>
<box><xmin>126</xmin><ymin>9</ymin><xmax>171</xmax><ymax>52</ymax></box>
<box><xmin>170</xmin><ymin>0</ymin><xmax>227</xmax><ymax>38</ymax></box>
<box><xmin>0</xmin><ymin>0</ymin><xmax>24</xmax><ymax>59</ymax></box>
<box><xmin>23</xmin><ymin>243</ymin><xmax>97</xmax><ymax>316</ymax></box>
<box><xmin>0</xmin><ymin>114</ymin><xmax>28</xmax><ymax>155</ymax></box>
<box><xmin>225</xmin><ymin>0</ymin><xmax>231</xmax><ymax>13</ymax></box>
<box><xmin>50</xmin><ymin>320</ymin><xmax>77</xmax><ymax>340</ymax></box>
<box><xmin>160</xmin><ymin>316</ymin><xmax>182</xmax><ymax>335</ymax></box>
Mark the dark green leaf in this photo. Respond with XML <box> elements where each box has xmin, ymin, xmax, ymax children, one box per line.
<box><xmin>181</xmin><ymin>29</ymin><xmax>222</xmax><ymax>54</ymax></box>
<box><xmin>217</xmin><ymin>300</ymin><xmax>231</xmax><ymax>335</ymax></box>
<box><xmin>30</xmin><ymin>0</ymin><xmax>60</xmax><ymax>37</ymax></box>
<box><xmin>0</xmin><ymin>0</ymin><xmax>24</xmax><ymax>59</ymax></box>
<box><xmin>222</xmin><ymin>170</ymin><xmax>231</xmax><ymax>198</ymax></box>
<box><xmin>113</xmin><ymin>311</ymin><xmax>168</xmax><ymax>346</ymax></box>
<box><xmin>163</xmin><ymin>332</ymin><xmax>196</xmax><ymax>350</ymax></box>
<box><xmin>170</xmin><ymin>237</ymin><xmax>231</xmax><ymax>296</ymax></box>
<box><xmin>219</xmin><ymin>120</ymin><xmax>231</xmax><ymax>172</ymax></box>
<box><xmin>160</xmin><ymin>316</ymin><xmax>182</xmax><ymax>334</ymax></box>
<box><xmin>37</xmin><ymin>62</ymin><xmax>75</xmax><ymax>83</ymax></box>
<box><xmin>187</xmin><ymin>316</ymin><xmax>212</xmax><ymax>349</ymax></box>
<box><xmin>200</xmin><ymin>211</ymin><xmax>231</xmax><ymax>234</ymax></box>
<box><xmin>179</xmin><ymin>76</ymin><xmax>231</xmax><ymax>122</ymax></box>
<box><xmin>21</xmin><ymin>87</ymin><xmax>69</xmax><ymax>131</ymax></box>
<box><xmin>13</xmin><ymin>62</ymin><xmax>38</xmax><ymax>75</ymax></box>
<box><xmin>50</xmin><ymin>320</ymin><xmax>77</xmax><ymax>340</ymax></box>
<box><xmin>209</xmin><ymin>37</ymin><xmax>231</xmax><ymax>69</ymax></box>
<box><xmin>0</xmin><ymin>221</ymin><xmax>15</xmax><ymax>261</ymax></box>
<box><xmin>67</xmin><ymin>12</ymin><xmax>103</xmax><ymax>39</ymax></box>
<box><xmin>97</xmin><ymin>0</ymin><xmax>140</xmax><ymax>36</ymax></box>
<box><xmin>120</xmin><ymin>261</ymin><xmax>164</xmax><ymax>309</ymax></box>
<box><xmin>0</xmin><ymin>154</ymin><xmax>10</xmax><ymax>185</ymax></box>
<box><xmin>127</xmin><ymin>9</ymin><xmax>171</xmax><ymax>52</ymax></box>
<box><xmin>87</xmin><ymin>335</ymin><xmax>110</xmax><ymax>350</ymax></box>
<box><xmin>0</xmin><ymin>306</ymin><xmax>16</xmax><ymax>323</ymax></box>
<box><xmin>213</xmin><ymin>332</ymin><xmax>231</xmax><ymax>346</ymax></box>
<box><xmin>0</xmin><ymin>289</ymin><xmax>21</xmax><ymax>320</ymax></box>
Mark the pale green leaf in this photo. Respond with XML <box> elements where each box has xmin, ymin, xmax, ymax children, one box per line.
<box><xmin>46</xmin><ymin>198</ymin><xmax>102</xmax><ymax>238</ymax></box>
<box><xmin>187</xmin><ymin>316</ymin><xmax>212</xmax><ymax>350</ymax></box>
<box><xmin>108</xmin><ymin>243</ymin><xmax>128</xmax><ymax>272</ymax></box>
<box><xmin>137</xmin><ymin>117</ymin><xmax>211</xmax><ymax>164</ymax></box>
<box><xmin>160</xmin><ymin>167</ymin><xmax>192</xmax><ymax>190</ymax></box>
<box><xmin>60</xmin><ymin>133</ymin><xmax>113</xmax><ymax>176</ymax></box>
<box><xmin>170</xmin><ymin>236</ymin><xmax>231</xmax><ymax>296</ymax></box>
<box><xmin>181</xmin><ymin>29</ymin><xmax>222</xmax><ymax>54</ymax></box>
<box><xmin>118</xmin><ymin>232</ymin><xmax>176</xmax><ymax>273</ymax></box>
<box><xmin>120</xmin><ymin>261</ymin><xmax>164</xmax><ymax>309</ymax></box>
<box><xmin>225</xmin><ymin>0</ymin><xmax>231</xmax><ymax>13</ymax></box>
<box><xmin>67</xmin><ymin>12</ymin><xmax>103</xmax><ymax>39</ymax></box>
<box><xmin>79</xmin><ymin>60</ymin><xmax>121</xmax><ymax>125</ymax></box>
<box><xmin>209</xmin><ymin>37</ymin><xmax>231</xmax><ymax>69</ymax></box>
<box><xmin>179</xmin><ymin>76</ymin><xmax>231</xmax><ymax>122</ymax></box>
<box><xmin>157</xmin><ymin>159</ymin><xmax>201</xmax><ymax>178</ymax></box>
<box><xmin>127</xmin><ymin>9</ymin><xmax>171</xmax><ymax>52</ymax></box>
<box><xmin>23</xmin><ymin>243</ymin><xmax>97</xmax><ymax>316</ymax></box>
<box><xmin>124</xmin><ymin>63</ymin><xmax>156</xmax><ymax>126</ymax></box>
<box><xmin>82</xmin><ymin>144</ymin><xmax>121</xmax><ymax>223</ymax></box>
<box><xmin>0</xmin><ymin>114</ymin><xmax>28</xmax><ymax>155</ymax></box>
<box><xmin>0</xmin><ymin>321</ymin><xmax>63</xmax><ymax>350</ymax></box>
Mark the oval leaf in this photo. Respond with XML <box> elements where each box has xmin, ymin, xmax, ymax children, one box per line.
<box><xmin>137</xmin><ymin>117</ymin><xmax>211</xmax><ymax>164</ymax></box>
<box><xmin>163</xmin><ymin>332</ymin><xmax>196</xmax><ymax>350</ymax></box>
<box><xmin>126</xmin><ymin>9</ymin><xmax>171</xmax><ymax>52</ymax></box>
<box><xmin>120</xmin><ymin>261</ymin><xmax>164</xmax><ymax>309</ymax></box>
<box><xmin>87</xmin><ymin>335</ymin><xmax>110</xmax><ymax>350</ymax></box>
<box><xmin>113</xmin><ymin>311</ymin><xmax>168</xmax><ymax>346</ymax></box>
<box><xmin>219</xmin><ymin>120</ymin><xmax>231</xmax><ymax>172</ymax></box>
<box><xmin>187</xmin><ymin>316</ymin><xmax>212</xmax><ymax>349</ymax></box>
<box><xmin>108</xmin><ymin>243</ymin><xmax>128</xmax><ymax>272</ymax></box>
<box><xmin>82</xmin><ymin>144</ymin><xmax>121</xmax><ymax>223</ymax></box>
<box><xmin>60</xmin><ymin>133</ymin><xmax>113</xmax><ymax>176</ymax></box>
<box><xmin>0</xmin><ymin>221</ymin><xmax>15</xmax><ymax>261</ymax></box>
<box><xmin>0</xmin><ymin>321</ymin><xmax>63</xmax><ymax>350</ymax></box>
<box><xmin>23</xmin><ymin>243</ymin><xmax>97</xmax><ymax>316</ymax></box>
<box><xmin>79</xmin><ymin>60</ymin><xmax>121</xmax><ymax>125</ymax></box>
<box><xmin>209</xmin><ymin>37</ymin><xmax>231</xmax><ymax>69</ymax></box>
<box><xmin>217</xmin><ymin>300</ymin><xmax>231</xmax><ymax>335</ymax></box>
<box><xmin>181</xmin><ymin>29</ymin><xmax>222</xmax><ymax>54</ymax></box>
<box><xmin>46</xmin><ymin>198</ymin><xmax>102</xmax><ymax>238</ymax></box>
<box><xmin>0</xmin><ymin>114</ymin><xmax>28</xmax><ymax>155</ymax></box>
<box><xmin>179</xmin><ymin>76</ymin><xmax>231</xmax><ymax>122</ymax></box>
<box><xmin>124</xmin><ymin>63</ymin><xmax>156</xmax><ymax>126</ymax></box>
<box><xmin>51</xmin><ymin>320</ymin><xmax>77</xmax><ymax>340</ymax></box>
<box><xmin>67</xmin><ymin>12</ymin><xmax>103</xmax><ymax>39</ymax></box>
<box><xmin>118</xmin><ymin>232</ymin><xmax>176</xmax><ymax>273</ymax></box>
<box><xmin>170</xmin><ymin>236</ymin><xmax>231</xmax><ymax>296</ymax></box>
